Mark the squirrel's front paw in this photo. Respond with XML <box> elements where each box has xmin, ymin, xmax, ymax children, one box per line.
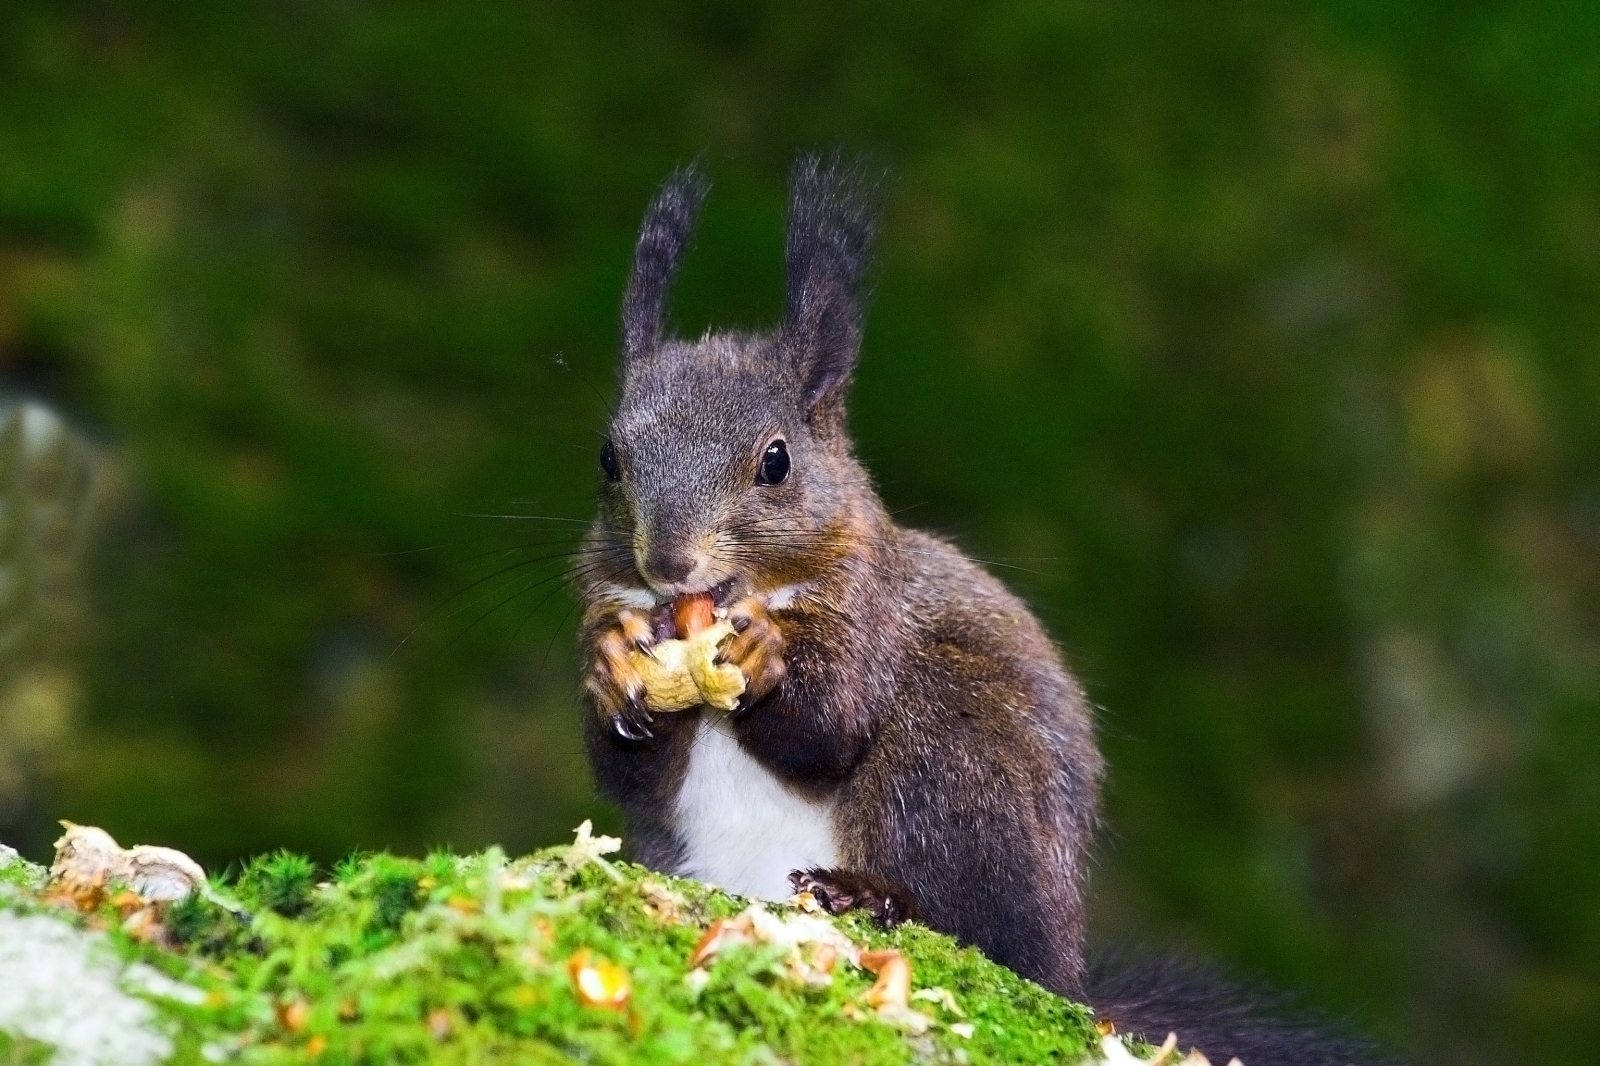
<box><xmin>719</xmin><ymin>596</ymin><xmax>786</xmax><ymax>713</ymax></box>
<box><xmin>584</xmin><ymin>608</ymin><xmax>659</xmax><ymax>742</ymax></box>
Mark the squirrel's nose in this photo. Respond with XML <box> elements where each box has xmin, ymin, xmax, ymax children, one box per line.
<box><xmin>643</xmin><ymin>545</ymin><xmax>696</xmax><ymax>585</ymax></box>
<box><xmin>636</xmin><ymin>514</ymin><xmax>712</xmax><ymax>590</ymax></box>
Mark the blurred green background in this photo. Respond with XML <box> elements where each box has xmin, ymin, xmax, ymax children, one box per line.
<box><xmin>2</xmin><ymin>2</ymin><xmax>1597</xmax><ymax>1062</ymax></box>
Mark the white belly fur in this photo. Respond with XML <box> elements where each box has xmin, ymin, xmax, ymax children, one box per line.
<box><xmin>672</xmin><ymin>716</ymin><xmax>839</xmax><ymax>899</ymax></box>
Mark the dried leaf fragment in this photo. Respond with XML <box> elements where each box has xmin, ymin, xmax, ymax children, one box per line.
<box><xmin>860</xmin><ymin>949</ymin><xmax>912</xmax><ymax>1010</ymax></box>
<box><xmin>566</xmin><ymin>948</ymin><xmax>632</xmax><ymax>1010</ymax></box>
<box><xmin>125</xmin><ymin>845</ymin><xmax>207</xmax><ymax>901</ymax></box>
<box><xmin>46</xmin><ymin>822</ymin><xmax>207</xmax><ymax>915</ymax></box>
<box><xmin>1092</xmin><ymin>1032</ymin><xmax>1226</xmax><ymax>1066</ymax></box>
<box><xmin>687</xmin><ymin>904</ymin><xmax>862</xmax><ymax>987</ymax></box>
<box><xmin>120</xmin><ymin>904</ymin><xmax>173</xmax><ymax>946</ymax></box>
<box><xmin>745</xmin><ymin>904</ymin><xmax>850</xmax><ymax>953</ymax></box>
<box><xmin>640</xmin><ymin>880</ymin><xmax>685</xmax><ymax>924</ymax></box>
<box><xmin>108</xmin><ymin>890</ymin><xmax>147</xmax><ymax>919</ymax></box>
<box><xmin>911</xmin><ymin>986</ymin><xmax>964</xmax><ymax>1016</ymax></box>
<box><xmin>689</xmin><ymin>915</ymin><xmax>755</xmax><ymax>967</ymax></box>
<box><xmin>860</xmin><ymin>948</ymin><xmax>933</xmax><ymax>1033</ymax></box>
<box><xmin>49</xmin><ymin>823</ymin><xmax>123</xmax><ymax>904</ymax></box>
<box><xmin>276</xmin><ymin>997</ymin><xmax>310</xmax><ymax>1033</ymax></box>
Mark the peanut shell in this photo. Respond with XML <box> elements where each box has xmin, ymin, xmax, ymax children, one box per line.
<box><xmin>628</xmin><ymin>621</ymin><xmax>745</xmax><ymax>712</ymax></box>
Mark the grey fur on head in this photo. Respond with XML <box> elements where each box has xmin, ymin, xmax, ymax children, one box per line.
<box><xmin>622</xmin><ymin>160</ymin><xmax>711</xmax><ymax>364</ymax></box>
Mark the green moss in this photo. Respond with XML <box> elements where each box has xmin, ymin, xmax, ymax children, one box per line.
<box><xmin>0</xmin><ymin>1032</ymin><xmax>57</xmax><ymax>1066</ymax></box>
<box><xmin>0</xmin><ymin>840</ymin><xmax>1100</xmax><ymax>1065</ymax></box>
<box><xmin>0</xmin><ymin>849</ymin><xmax>45</xmax><ymax>895</ymax></box>
<box><xmin>239</xmin><ymin>851</ymin><xmax>320</xmax><ymax>918</ymax></box>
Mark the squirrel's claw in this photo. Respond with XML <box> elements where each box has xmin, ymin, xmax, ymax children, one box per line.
<box><xmin>610</xmin><ymin>705</ymin><xmax>654</xmax><ymax>743</ymax></box>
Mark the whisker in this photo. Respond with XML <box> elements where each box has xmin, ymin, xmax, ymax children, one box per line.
<box><xmin>512</xmin><ymin>561</ymin><xmax>624</xmax><ymax>649</ymax></box>
<box><xmin>393</xmin><ymin>559</ymin><xmax>561</xmax><ymax>656</ymax></box>
<box><xmin>393</xmin><ymin>548</ymin><xmax>622</xmax><ymax>657</ymax></box>
<box><xmin>428</xmin><ymin>558</ymin><xmax>623</xmax><ymax>661</ymax></box>
<box><xmin>454</xmin><ymin>512</ymin><xmax>595</xmax><ymax>524</ymax></box>
<box><xmin>727</xmin><ymin>531</ymin><xmax>1054</xmax><ymax>575</ymax></box>
<box><xmin>370</xmin><ymin>543</ymin><xmax>451</xmax><ymax>557</ymax></box>
<box><xmin>538</xmin><ymin>592</ymin><xmax>586</xmax><ymax>679</ymax></box>
<box><xmin>547</xmin><ymin>349</ymin><xmax>616</xmax><ymax>423</ymax></box>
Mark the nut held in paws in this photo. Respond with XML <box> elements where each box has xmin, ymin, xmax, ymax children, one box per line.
<box><xmin>626</xmin><ymin>593</ymin><xmax>746</xmax><ymax>712</ymax></box>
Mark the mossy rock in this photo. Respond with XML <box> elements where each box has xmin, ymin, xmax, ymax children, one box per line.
<box><xmin>0</xmin><ymin>831</ymin><xmax>1101</xmax><ymax>1065</ymax></box>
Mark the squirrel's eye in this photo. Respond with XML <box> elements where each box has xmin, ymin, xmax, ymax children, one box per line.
<box><xmin>757</xmin><ymin>439</ymin><xmax>789</xmax><ymax>486</ymax></box>
<box><xmin>600</xmin><ymin>439</ymin><xmax>620</xmax><ymax>481</ymax></box>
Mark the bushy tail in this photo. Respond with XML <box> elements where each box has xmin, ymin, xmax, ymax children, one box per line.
<box><xmin>1086</xmin><ymin>953</ymin><xmax>1398</xmax><ymax>1066</ymax></box>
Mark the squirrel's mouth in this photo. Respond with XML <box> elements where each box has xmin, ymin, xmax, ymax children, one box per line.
<box><xmin>638</xmin><ymin>573</ymin><xmax>741</xmax><ymax>608</ymax></box>
<box><xmin>708</xmin><ymin>576</ymin><xmax>739</xmax><ymax>607</ymax></box>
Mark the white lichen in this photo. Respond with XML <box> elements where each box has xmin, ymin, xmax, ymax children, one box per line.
<box><xmin>0</xmin><ymin>911</ymin><xmax>188</xmax><ymax>1066</ymax></box>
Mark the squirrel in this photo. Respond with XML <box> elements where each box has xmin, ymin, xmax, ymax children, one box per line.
<box><xmin>576</xmin><ymin>154</ymin><xmax>1388</xmax><ymax>1066</ymax></box>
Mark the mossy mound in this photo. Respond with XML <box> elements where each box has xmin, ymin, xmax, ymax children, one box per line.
<box><xmin>0</xmin><ymin>830</ymin><xmax>1100</xmax><ymax>1065</ymax></box>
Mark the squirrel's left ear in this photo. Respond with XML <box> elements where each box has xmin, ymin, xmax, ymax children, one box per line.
<box><xmin>622</xmin><ymin>161</ymin><xmax>710</xmax><ymax>370</ymax></box>
<box><xmin>780</xmin><ymin>152</ymin><xmax>882</xmax><ymax>423</ymax></box>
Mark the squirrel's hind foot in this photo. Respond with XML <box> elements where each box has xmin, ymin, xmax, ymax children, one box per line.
<box><xmin>789</xmin><ymin>867</ymin><xmax>920</xmax><ymax>927</ymax></box>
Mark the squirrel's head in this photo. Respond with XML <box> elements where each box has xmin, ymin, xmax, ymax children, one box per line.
<box><xmin>595</xmin><ymin>154</ymin><xmax>881</xmax><ymax>602</ymax></box>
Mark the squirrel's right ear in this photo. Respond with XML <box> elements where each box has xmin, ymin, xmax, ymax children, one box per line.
<box><xmin>621</xmin><ymin>161</ymin><xmax>711</xmax><ymax>367</ymax></box>
<box><xmin>781</xmin><ymin>151</ymin><xmax>882</xmax><ymax>424</ymax></box>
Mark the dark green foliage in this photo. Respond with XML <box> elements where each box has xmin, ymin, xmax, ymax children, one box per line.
<box><xmin>241</xmin><ymin>852</ymin><xmax>319</xmax><ymax>918</ymax></box>
<box><xmin>164</xmin><ymin>891</ymin><xmax>221</xmax><ymax>946</ymax></box>
<box><xmin>365</xmin><ymin>857</ymin><xmax>423</xmax><ymax>935</ymax></box>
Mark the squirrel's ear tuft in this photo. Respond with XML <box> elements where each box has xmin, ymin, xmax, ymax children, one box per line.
<box><xmin>621</xmin><ymin>161</ymin><xmax>711</xmax><ymax>366</ymax></box>
<box><xmin>782</xmin><ymin>151</ymin><xmax>882</xmax><ymax>419</ymax></box>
